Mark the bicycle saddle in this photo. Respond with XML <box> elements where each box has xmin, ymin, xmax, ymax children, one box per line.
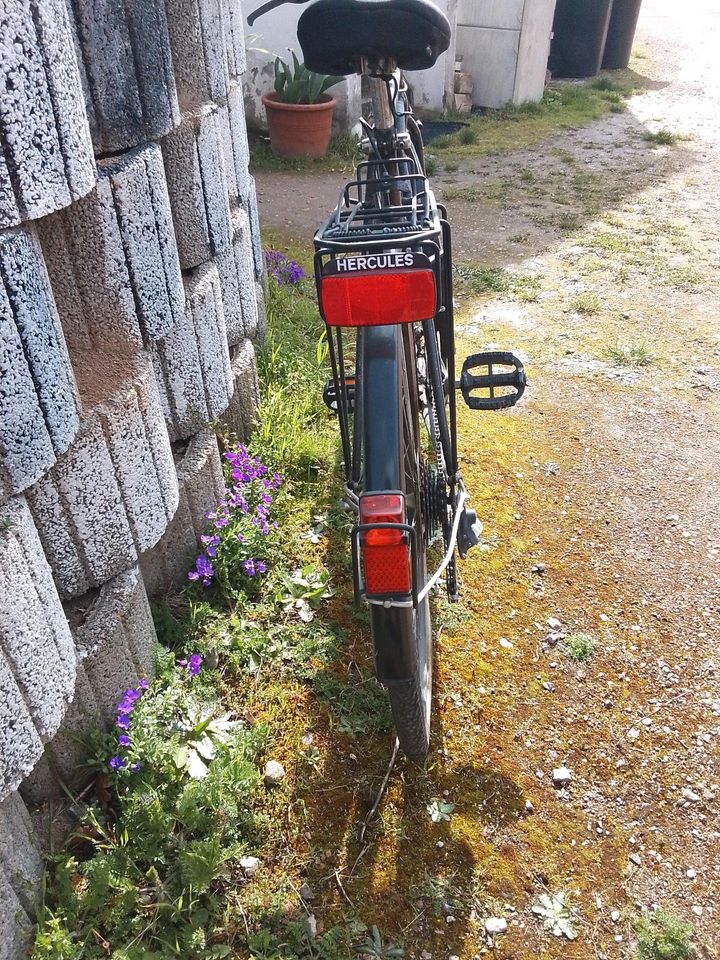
<box><xmin>297</xmin><ymin>0</ymin><xmax>451</xmax><ymax>75</ymax></box>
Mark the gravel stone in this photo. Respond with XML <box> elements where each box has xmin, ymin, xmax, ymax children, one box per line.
<box><xmin>264</xmin><ymin>759</ymin><xmax>286</xmax><ymax>785</ymax></box>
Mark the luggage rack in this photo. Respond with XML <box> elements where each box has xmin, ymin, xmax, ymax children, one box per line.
<box><xmin>315</xmin><ymin>159</ymin><xmax>442</xmax><ymax>251</ymax></box>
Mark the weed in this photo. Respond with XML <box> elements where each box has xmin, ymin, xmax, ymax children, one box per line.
<box><xmin>312</xmin><ymin>672</ymin><xmax>391</xmax><ymax>736</ymax></box>
<box><xmin>276</xmin><ymin>565</ymin><xmax>334</xmax><ymax>622</ymax></box>
<box><xmin>454</xmin><ymin>263</ymin><xmax>540</xmax><ymax>301</ymax></box>
<box><xmin>605</xmin><ymin>342</ymin><xmax>654</xmax><ymax>367</ymax></box>
<box><xmin>424</xmin><ymin>154</ymin><xmax>438</xmax><ymax>176</ymax></box>
<box><xmin>573</xmin><ymin>292</ymin><xmax>602</xmax><ymax>316</ymax></box>
<box><xmin>532</xmin><ymin>891</ymin><xmax>577</xmax><ymax>940</ymax></box>
<box><xmin>591</xmin><ymin>77</ymin><xmax>623</xmax><ymax>92</ymax></box>
<box><xmin>642</xmin><ymin>128</ymin><xmax>681</xmax><ymax>146</ymax></box>
<box><xmin>664</xmin><ymin>266</ymin><xmax>703</xmax><ymax>291</ymax></box>
<box><xmin>430</xmin><ymin>134</ymin><xmax>453</xmax><ymax>150</ymax></box>
<box><xmin>458</xmin><ymin>126</ymin><xmax>478</xmax><ymax>145</ymax></box>
<box><xmin>410</xmin><ymin>870</ymin><xmax>466</xmax><ymax>917</ymax></box>
<box><xmin>356</xmin><ymin>926</ymin><xmax>404</xmax><ymax>958</ymax></box>
<box><xmin>250</xmin><ymin>132</ymin><xmax>360</xmax><ymax>172</ymax></box>
<box><xmin>563</xmin><ymin>632</ymin><xmax>596</xmax><ymax>662</ymax></box>
<box><xmin>427</xmin><ymin>799</ymin><xmax>455</xmax><ymax>822</ymax></box>
<box><xmin>633</xmin><ymin>909</ymin><xmax>694</xmax><ymax>960</ymax></box>
<box><xmin>444</xmin><ymin>161</ymin><xmax>459</xmax><ymax>172</ymax></box>
<box><xmin>558</xmin><ymin>212</ymin><xmax>579</xmax><ymax>232</ymax></box>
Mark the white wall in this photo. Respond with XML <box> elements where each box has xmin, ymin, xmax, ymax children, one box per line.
<box><xmin>405</xmin><ymin>0</ymin><xmax>458</xmax><ymax>112</ymax></box>
<box><xmin>243</xmin><ymin>10</ymin><xmax>362</xmax><ymax>131</ymax></box>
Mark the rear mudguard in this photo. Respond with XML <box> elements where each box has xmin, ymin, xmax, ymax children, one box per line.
<box><xmin>359</xmin><ymin>324</ymin><xmax>417</xmax><ymax>685</ymax></box>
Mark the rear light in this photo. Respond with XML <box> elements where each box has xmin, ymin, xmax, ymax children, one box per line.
<box><xmin>321</xmin><ymin>269</ymin><xmax>436</xmax><ymax>327</ymax></box>
<box><xmin>359</xmin><ymin>493</ymin><xmax>412</xmax><ymax>595</ymax></box>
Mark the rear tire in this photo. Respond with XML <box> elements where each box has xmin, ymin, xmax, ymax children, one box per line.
<box><xmin>361</xmin><ymin>324</ymin><xmax>432</xmax><ymax>761</ymax></box>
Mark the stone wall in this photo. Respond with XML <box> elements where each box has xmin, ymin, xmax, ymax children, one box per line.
<box><xmin>0</xmin><ymin>0</ymin><xmax>264</xmax><ymax>952</ymax></box>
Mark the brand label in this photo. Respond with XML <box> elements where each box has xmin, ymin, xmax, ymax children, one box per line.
<box><xmin>324</xmin><ymin>252</ymin><xmax>431</xmax><ymax>275</ymax></box>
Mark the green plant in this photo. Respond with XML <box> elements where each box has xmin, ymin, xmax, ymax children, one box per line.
<box><xmin>427</xmin><ymin>799</ymin><xmax>455</xmax><ymax>822</ymax></box>
<box><xmin>454</xmin><ymin>263</ymin><xmax>540</xmax><ymax>301</ymax></box>
<box><xmin>410</xmin><ymin>870</ymin><xmax>465</xmax><ymax>917</ymax></box>
<box><xmin>355</xmin><ymin>926</ymin><xmax>404</xmax><ymax>958</ymax></box>
<box><xmin>532</xmin><ymin>891</ymin><xmax>577</xmax><ymax>940</ymax></box>
<box><xmin>563</xmin><ymin>632</ymin><xmax>596</xmax><ymax>662</ymax></box>
<box><xmin>573</xmin><ymin>292</ymin><xmax>601</xmax><ymax>315</ymax></box>
<box><xmin>634</xmin><ymin>909</ymin><xmax>694</xmax><ymax>960</ymax></box>
<box><xmin>444</xmin><ymin>161</ymin><xmax>458</xmax><ymax>172</ymax></box>
<box><xmin>605</xmin><ymin>342</ymin><xmax>654</xmax><ymax>367</ymax></box>
<box><xmin>424</xmin><ymin>154</ymin><xmax>438</xmax><ymax>176</ymax></box>
<box><xmin>272</xmin><ymin>50</ymin><xmax>342</xmax><ymax>105</ymax></box>
<box><xmin>458</xmin><ymin>126</ymin><xmax>478</xmax><ymax>145</ymax></box>
<box><xmin>276</xmin><ymin>565</ymin><xmax>334</xmax><ymax>622</ymax></box>
<box><xmin>642</xmin><ymin>128</ymin><xmax>681</xmax><ymax>146</ymax></box>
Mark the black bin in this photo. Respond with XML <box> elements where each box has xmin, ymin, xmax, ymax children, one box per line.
<box><xmin>602</xmin><ymin>0</ymin><xmax>643</xmax><ymax>70</ymax></box>
<box><xmin>549</xmin><ymin>0</ymin><xmax>615</xmax><ymax>78</ymax></box>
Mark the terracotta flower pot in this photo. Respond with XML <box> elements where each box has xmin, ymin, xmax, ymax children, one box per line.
<box><xmin>262</xmin><ymin>92</ymin><xmax>336</xmax><ymax>160</ymax></box>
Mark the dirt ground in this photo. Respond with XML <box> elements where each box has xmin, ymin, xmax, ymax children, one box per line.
<box><xmin>254</xmin><ymin>2</ymin><xmax>720</xmax><ymax>956</ymax></box>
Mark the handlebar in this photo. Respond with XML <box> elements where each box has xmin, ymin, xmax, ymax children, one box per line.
<box><xmin>247</xmin><ymin>0</ymin><xmax>312</xmax><ymax>26</ymax></box>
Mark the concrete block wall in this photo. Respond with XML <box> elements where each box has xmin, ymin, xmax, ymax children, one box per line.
<box><xmin>0</xmin><ymin>0</ymin><xmax>267</xmax><ymax>950</ymax></box>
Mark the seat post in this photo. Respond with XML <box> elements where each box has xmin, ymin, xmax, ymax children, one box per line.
<box><xmin>360</xmin><ymin>58</ymin><xmax>398</xmax><ymax>132</ymax></box>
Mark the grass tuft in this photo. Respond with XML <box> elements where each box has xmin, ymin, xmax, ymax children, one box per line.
<box><xmin>573</xmin><ymin>292</ymin><xmax>602</xmax><ymax>316</ymax></box>
<box><xmin>605</xmin><ymin>342</ymin><xmax>654</xmax><ymax>367</ymax></box>
<box><xmin>563</xmin><ymin>633</ymin><xmax>596</xmax><ymax>662</ymax></box>
<box><xmin>642</xmin><ymin>128</ymin><xmax>682</xmax><ymax>146</ymax></box>
<box><xmin>633</xmin><ymin>909</ymin><xmax>694</xmax><ymax>960</ymax></box>
<box><xmin>454</xmin><ymin>263</ymin><xmax>540</xmax><ymax>301</ymax></box>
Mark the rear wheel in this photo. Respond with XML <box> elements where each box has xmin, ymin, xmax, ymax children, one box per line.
<box><xmin>361</xmin><ymin>324</ymin><xmax>432</xmax><ymax>761</ymax></box>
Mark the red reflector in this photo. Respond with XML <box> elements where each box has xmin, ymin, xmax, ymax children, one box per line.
<box><xmin>321</xmin><ymin>270</ymin><xmax>436</xmax><ymax>327</ymax></box>
<box><xmin>359</xmin><ymin>494</ymin><xmax>412</xmax><ymax>595</ymax></box>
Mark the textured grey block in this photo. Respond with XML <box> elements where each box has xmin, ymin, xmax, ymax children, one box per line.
<box><xmin>0</xmin><ymin>0</ymin><xmax>95</xmax><ymax>228</ymax></box>
<box><xmin>0</xmin><ymin>866</ymin><xmax>31</xmax><ymax>960</ymax></box>
<box><xmin>166</xmin><ymin>0</ymin><xmax>229</xmax><ymax>110</ymax></box>
<box><xmin>241</xmin><ymin>175</ymin><xmax>264</xmax><ymax>279</ymax></box>
<box><xmin>221</xmin><ymin>0</ymin><xmax>246</xmax><ymax>77</ymax></box>
<box><xmin>221</xmin><ymin>339</ymin><xmax>259</xmax><ymax>442</ymax></box>
<box><xmin>141</xmin><ymin>431</ymin><xmax>225</xmax><ymax>594</ymax></box>
<box><xmin>69</xmin><ymin>566</ymin><xmax>157</xmax><ymax>725</ymax></box>
<box><xmin>216</xmin><ymin>204</ymin><xmax>258</xmax><ymax>345</ymax></box>
<box><xmin>152</xmin><ymin>263</ymin><xmax>234</xmax><ymax>441</ymax></box>
<box><xmin>27</xmin><ymin>351</ymin><xmax>180</xmax><ymax>598</ymax></box>
<box><xmin>19</xmin><ymin>663</ymin><xmax>100</xmax><ymax>804</ymax></box>
<box><xmin>38</xmin><ymin>144</ymin><xmax>184</xmax><ymax>352</ymax></box>
<box><xmin>0</xmin><ymin>656</ymin><xmax>43</xmax><ymax>802</ymax></box>
<box><xmin>219</xmin><ymin>81</ymin><xmax>251</xmax><ymax>205</ymax></box>
<box><xmin>0</xmin><ymin>497</ymin><xmax>75</xmax><ymax>751</ymax></box>
<box><xmin>0</xmin><ymin>228</ymin><xmax>80</xmax><ymax>499</ymax></box>
<box><xmin>160</xmin><ymin>104</ymin><xmax>232</xmax><ymax>269</ymax></box>
<box><xmin>0</xmin><ymin>793</ymin><xmax>43</xmax><ymax>915</ymax></box>
<box><xmin>68</xmin><ymin>0</ymin><xmax>180</xmax><ymax>153</ymax></box>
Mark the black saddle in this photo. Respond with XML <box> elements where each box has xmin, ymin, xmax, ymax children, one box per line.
<box><xmin>298</xmin><ymin>0</ymin><xmax>451</xmax><ymax>75</ymax></box>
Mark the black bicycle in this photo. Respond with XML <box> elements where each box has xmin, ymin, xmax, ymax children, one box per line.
<box><xmin>250</xmin><ymin>0</ymin><xmax>526</xmax><ymax>760</ymax></box>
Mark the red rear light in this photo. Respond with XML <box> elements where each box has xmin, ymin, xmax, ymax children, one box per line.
<box><xmin>321</xmin><ymin>269</ymin><xmax>436</xmax><ymax>327</ymax></box>
<box><xmin>359</xmin><ymin>493</ymin><xmax>412</xmax><ymax>595</ymax></box>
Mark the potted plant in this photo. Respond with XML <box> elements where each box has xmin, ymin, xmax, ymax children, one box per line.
<box><xmin>262</xmin><ymin>52</ymin><xmax>343</xmax><ymax>159</ymax></box>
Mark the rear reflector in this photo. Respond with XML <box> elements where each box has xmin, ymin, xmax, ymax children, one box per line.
<box><xmin>359</xmin><ymin>493</ymin><xmax>412</xmax><ymax>595</ymax></box>
<box><xmin>321</xmin><ymin>269</ymin><xmax>436</xmax><ymax>327</ymax></box>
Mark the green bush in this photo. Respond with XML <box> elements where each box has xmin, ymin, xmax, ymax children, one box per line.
<box><xmin>634</xmin><ymin>910</ymin><xmax>694</xmax><ymax>960</ymax></box>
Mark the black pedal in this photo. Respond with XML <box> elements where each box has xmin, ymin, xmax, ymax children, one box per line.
<box><xmin>323</xmin><ymin>377</ymin><xmax>355</xmax><ymax>414</ymax></box>
<box><xmin>457</xmin><ymin>506</ymin><xmax>482</xmax><ymax>559</ymax></box>
<box><xmin>458</xmin><ymin>351</ymin><xmax>526</xmax><ymax>411</ymax></box>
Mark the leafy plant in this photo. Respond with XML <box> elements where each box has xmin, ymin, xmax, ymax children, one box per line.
<box><xmin>573</xmin><ymin>292</ymin><xmax>601</xmax><ymax>315</ymax></box>
<box><xmin>532</xmin><ymin>891</ymin><xmax>578</xmax><ymax>940</ymax></box>
<box><xmin>605</xmin><ymin>342</ymin><xmax>654</xmax><ymax>367</ymax></box>
<box><xmin>273</xmin><ymin>50</ymin><xmax>342</xmax><ymax>105</ymax></box>
<box><xmin>634</xmin><ymin>910</ymin><xmax>694</xmax><ymax>960</ymax></box>
<box><xmin>355</xmin><ymin>926</ymin><xmax>404</xmax><ymax>958</ymax></box>
<box><xmin>563</xmin><ymin>632</ymin><xmax>596</xmax><ymax>662</ymax></box>
<box><xmin>427</xmin><ymin>799</ymin><xmax>455</xmax><ymax>822</ymax></box>
<box><xmin>642</xmin><ymin>128</ymin><xmax>681</xmax><ymax>146</ymax></box>
<box><xmin>276</xmin><ymin>565</ymin><xmax>334</xmax><ymax>622</ymax></box>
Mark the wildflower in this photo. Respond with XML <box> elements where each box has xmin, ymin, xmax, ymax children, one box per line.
<box><xmin>243</xmin><ymin>558</ymin><xmax>256</xmax><ymax>577</ymax></box>
<box><xmin>138</xmin><ymin>678</ymin><xmax>149</xmax><ymax>690</ymax></box>
<box><xmin>116</xmin><ymin>715</ymin><xmax>131</xmax><ymax>731</ymax></box>
<box><xmin>178</xmin><ymin>658</ymin><xmax>188</xmax><ymax>668</ymax></box>
<box><xmin>188</xmin><ymin>654</ymin><xmax>203</xmax><ymax>677</ymax></box>
<box><xmin>201</xmin><ymin>534</ymin><xmax>220</xmax><ymax>558</ymax></box>
<box><xmin>130</xmin><ymin>762</ymin><xmax>142</xmax><ymax>773</ymax></box>
<box><xmin>256</xmin><ymin>560</ymin><xmax>267</xmax><ymax>574</ymax></box>
<box><xmin>109</xmin><ymin>756</ymin><xmax>126</xmax><ymax>771</ymax></box>
<box><xmin>118</xmin><ymin>734</ymin><xmax>131</xmax><ymax>747</ymax></box>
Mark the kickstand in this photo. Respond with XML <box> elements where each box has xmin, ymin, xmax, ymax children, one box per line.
<box><xmin>358</xmin><ymin>737</ymin><xmax>400</xmax><ymax>844</ymax></box>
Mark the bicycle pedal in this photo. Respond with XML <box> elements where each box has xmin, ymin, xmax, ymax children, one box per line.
<box><xmin>323</xmin><ymin>377</ymin><xmax>355</xmax><ymax>414</ymax></box>
<box><xmin>458</xmin><ymin>351</ymin><xmax>526</xmax><ymax>411</ymax></box>
<box><xmin>457</xmin><ymin>506</ymin><xmax>482</xmax><ymax>559</ymax></box>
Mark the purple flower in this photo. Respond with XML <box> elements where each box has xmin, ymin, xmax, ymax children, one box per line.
<box><xmin>130</xmin><ymin>762</ymin><xmax>142</xmax><ymax>773</ymax></box>
<box><xmin>118</xmin><ymin>734</ymin><xmax>131</xmax><ymax>747</ymax></box>
<box><xmin>243</xmin><ymin>558</ymin><xmax>256</xmax><ymax>577</ymax></box>
<box><xmin>178</xmin><ymin>658</ymin><xmax>188</xmax><ymax>668</ymax></box>
<box><xmin>188</xmin><ymin>654</ymin><xmax>203</xmax><ymax>677</ymax></box>
<box><xmin>109</xmin><ymin>756</ymin><xmax>126</xmax><ymax>771</ymax></box>
<box><xmin>116</xmin><ymin>715</ymin><xmax>131</xmax><ymax>731</ymax></box>
<box><xmin>256</xmin><ymin>560</ymin><xmax>267</xmax><ymax>574</ymax></box>
<box><xmin>139</xmin><ymin>678</ymin><xmax>149</xmax><ymax>690</ymax></box>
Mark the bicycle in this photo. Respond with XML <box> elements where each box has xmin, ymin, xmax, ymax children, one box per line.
<box><xmin>249</xmin><ymin>0</ymin><xmax>527</xmax><ymax>760</ymax></box>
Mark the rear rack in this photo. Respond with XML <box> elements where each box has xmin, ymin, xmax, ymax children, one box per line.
<box><xmin>315</xmin><ymin>158</ymin><xmax>442</xmax><ymax>251</ymax></box>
